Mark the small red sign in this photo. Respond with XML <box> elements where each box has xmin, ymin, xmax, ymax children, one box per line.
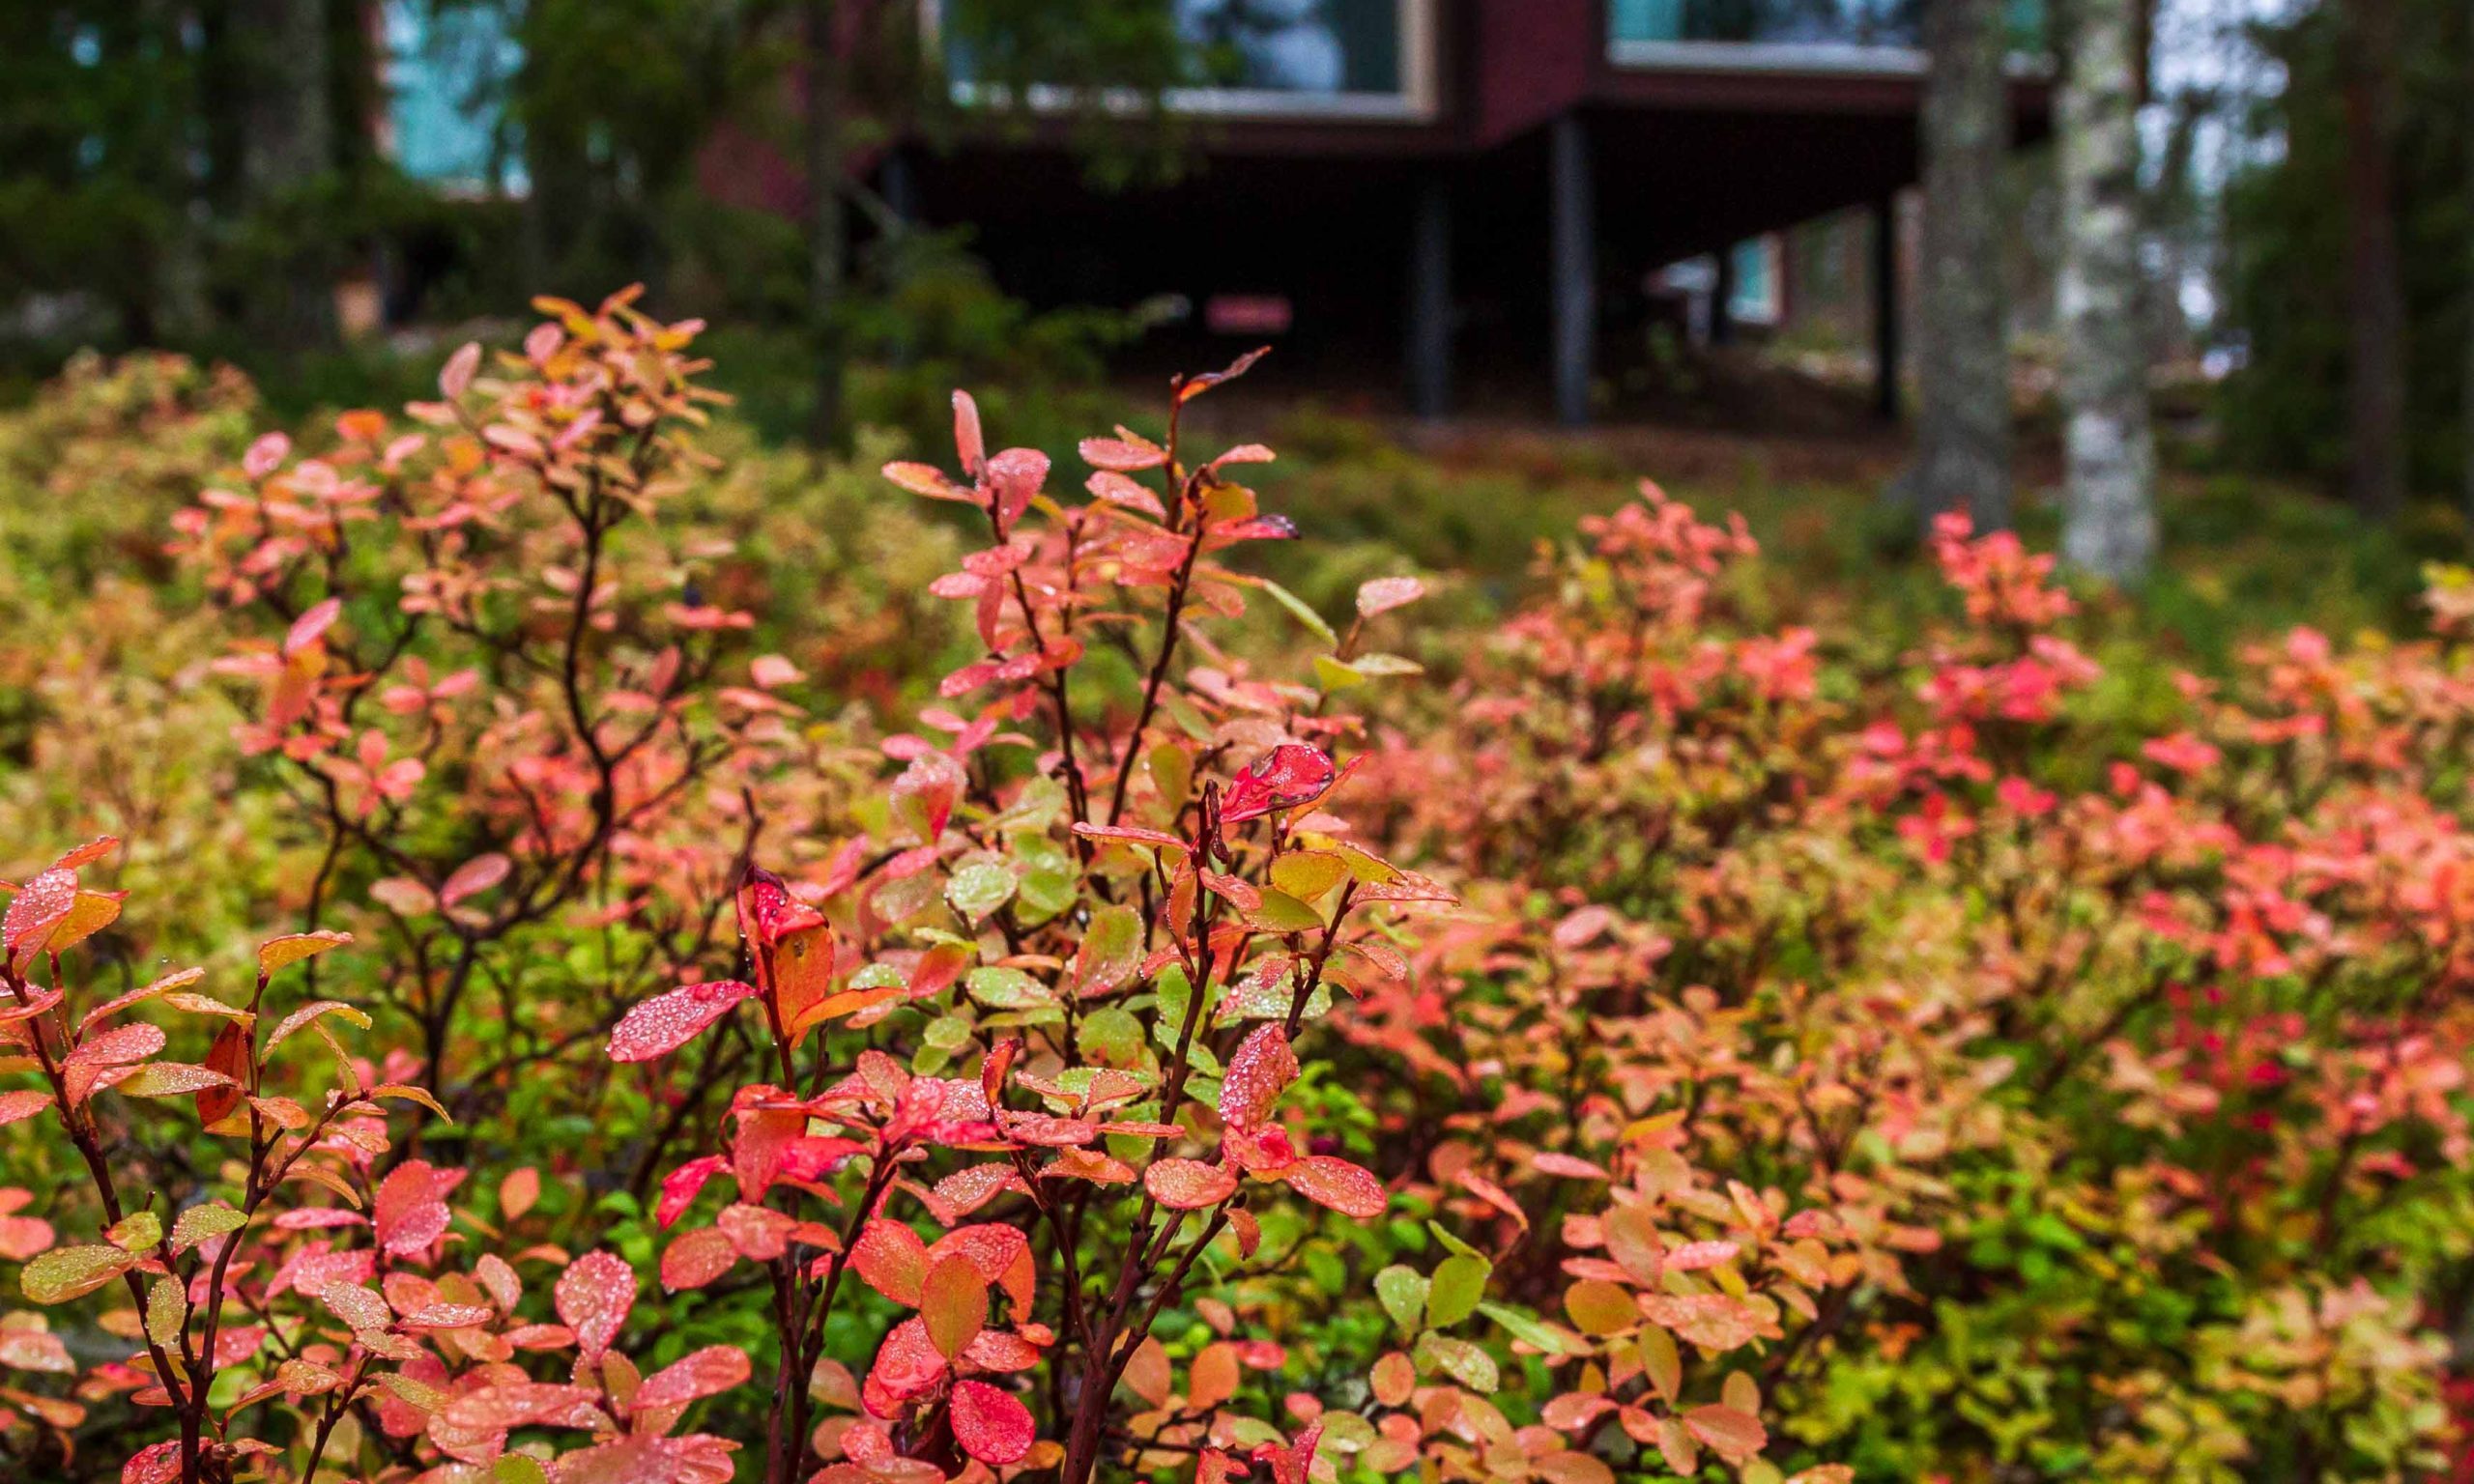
<box><xmin>1205</xmin><ymin>295</ymin><xmax>1293</xmax><ymax>336</ymax></box>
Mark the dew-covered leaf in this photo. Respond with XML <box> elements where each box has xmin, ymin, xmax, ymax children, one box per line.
<box><xmin>21</xmin><ymin>1243</ymin><xmax>135</xmax><ymax>1304</ymax></box>
<box><xmin>258</xmin><ymin>930</ymin><xmax>352</xmax><ymax>975</ymax></box>
<box><xmin>1144</xmin><ymin>1158</ymin><xmax>1238</xmax><ymax>1211</ymax></box>
<box><xmin>1280</xmin><ymin>1156</ymin><xmax>1386</xmax><ymax>1218</ymax></box>
<box><xmin>606</xmin><ymin>980</ymin><xmax>758</xmax><ymax>1063</ymax></box>
<box><xmin>554</xmin><ymin>1250</ymin><xmax>637</xmax><ymax>1364</ymax></box>
<box><xmin>950</xmin><ymin>1379</ymin><xmax>1035</xmax><ymax>1466</ymax></box>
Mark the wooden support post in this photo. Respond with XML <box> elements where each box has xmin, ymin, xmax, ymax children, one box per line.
<box><xmin>1712</xmin><ymin>244</ymin><xmax>1738</xmax><ymax>346</ymax></box>
<box><xmin>1550</xmin><ymin>113</ymin><xmax>1596</xmax><ymax>427</ymax></box>
<box><xmin>1871</xmin><ymin>193</ymin><xmax>1903</xmax><ymax>423</ymax></box>
<box><xmin>880</xmin><ymin>147</ymin><xmax>917</xmax><ymax>225</ymax></box>
<box><xmin>1407</xmin><ymin>174</ymin><xmax>1452</xmax><ymax>419</ymax></box>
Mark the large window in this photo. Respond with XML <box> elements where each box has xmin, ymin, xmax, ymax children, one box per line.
<box><xmin>1609</xmin><ymin>0</ymin><xmax>1919</xmax><ymax>49</ymax></box>
<box><xmin>382</xmin><ymin>1</ymin><xmax>524</xmax><ymax>194</ymax></box>
<box><xmin>933</xmin><ymin>0</ymin><xmax>1436</xmax><ymax>119</ymax></box>
<box><xmin>1609</xmin><ymin>0</ymin><xmax>2043</xmax><ymax>68</ymax></box>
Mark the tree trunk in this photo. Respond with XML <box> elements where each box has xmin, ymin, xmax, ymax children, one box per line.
<box><xmin>1915</xmin><ymin>0</ymin><xmax>2015</xmax><ymax>531</ymax></box>
<box><xmin>2058</xmin><ymin>0</ymin><xmax>2159</xmax><ymax>583</ymax></box>
<box><xmin>806</xmin><ymin>0</ymin><xmax>849</xmax><ymax>453</ymax></box>
<box><xmin>234</xmin><ymin>0</ymin><xmax>330</xmax><ymax>201</ymax></box>
<box><xmin>2462</xmin><ymin>0</ymin><xmax>2474</xmax><ymax>526</ymax></box>
<box><xmin>230</xmin><ymin>0</ymin><xmax>335</xmax><ymax>351</ymax></box>
<box><xmin>2342</xmin><ymin>0</ymin><xmax>2406</xmax><ymax>520</ymax></box>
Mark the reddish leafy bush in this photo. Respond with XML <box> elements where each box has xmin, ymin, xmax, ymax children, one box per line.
<box><xmin>5</xmin><ymin>305</ymin><xmax>2474</xmax><ymax>1484</ymax></box>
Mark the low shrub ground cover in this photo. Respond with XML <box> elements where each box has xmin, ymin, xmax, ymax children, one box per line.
<box><xmin>0</xmin><ymin>295</ymin><xmax>2469</xmax><ymax>1484</ymax></box>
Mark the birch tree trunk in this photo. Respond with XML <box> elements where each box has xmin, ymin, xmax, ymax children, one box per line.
<box><xmin>1916</xmin><ymin>0</ymin><xmax>2016</xmax><ymax>531</ymax></box>
<box><xmin>2058</xmin><ymin>0</ymin><xmax>2159</xmax><ymax>583</ymax></box>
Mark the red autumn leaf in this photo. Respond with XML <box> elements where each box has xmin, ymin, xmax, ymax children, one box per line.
<box><xmin>438</xmin><ymin>852</ymin><xmax>509</xmax><ymax>910</ymax></box>
<box><xmin>985</xmin><ymin>447</ymin><xmax>1050</xmax><ymax>530</ymax></box>
<box><xmin>1683</xmin><ymin>1404</ymin><xmax>1768</xmax><ymax>1465</ymax></box>
<box><xmin>1220</xmin><ymin>1023</ymin><xmax>1300</xmax><ymax>1130</ymax></box>
<box><xmin>950</xmin><ymin>1379</ymin><xmax>1036</xmax><ymax>1466</ymax></box>
<box><xmin>605</xmin><ymin>979</ymin><xmax>758</xmax><ymax>1063</ymax></box>
<box><xmin>1079</xmin><ymin>436</ymin><xmax>1166</xmax><ymax>471</ymax></box>
<box><xmin>660</xmin><ymin>1228</ymin><xmax>736</xmax><ymax>1293</ymax></box>
<box><xmin>1220</xmin><ymin>743</ymin><xmax>1338</xmax><ymax>825</ymax></box>
<box><xmin>442</xmin><ymin>1382</ymin><xmax>607</xmax><ymax>1434</ymax></box>
<box><xmin>656</xmin><ymin>1155</ymin><xmax>729</xmax><ymax>1229</ymax></box>
<box><xmin>634</xmin><ymin>1344</ymin><xmax>752</xmax><ymax>1412</ymax></box>
<box><xmin>1355</xmin><ymin>575</ymin><xmax>1426</xmax><ymax>618</ymax></box>
<box><xmin>554</xmin><ymin>1250</ymin><xmax>637</xmax><ymax>1365</ymax></box>
<box><xmin>925</xmin><ymin>1224</ymin><xmax>1036</xmax><ymax>1311</ymax></box>
<box><xmin>397</xmin><ymin>1302</ymin><xmax>494</xmax><ymax>1331</ymax></box>
<box><xmin>438</xmin><ymin>340</ymin><xmax>481</xmax><ymax>399</ymax></box>
<box><xmin>283</xmin><ymin>597</ymin><xmax>342</xmax><ymax>656</ymax></box>
<box><xmin>373</xmin><ymin>1159</ymin><xmax>464</xmax><ymax>1256</ymax></box>
<box><xmin>851</xmin><ymin>1219</ymin><xmax>930</xmax><ymax>1307</ymax></box>
<box><xmin>1279</xmin><ymin>1156</ymin><xmax>1387</xmax><ymax>1219</ymax></box>
<box><xmin>122</xmin><ymin>1441</ymin><xmax>182</xmax><ymax>1484</ymax></box>
<box><xmin>0</xmin><ymin>1089</ymin><xmax>51</xmax><ymax>1127</ymax></box>
<box><xmin>864</xmin><ymin>1316</ymin><xmax>948</xmax><ymax>1413</ymax></box>
<box><xmin>1664</xmin><ymin>1240</ymin><xmax>1741</xmax><ymax>1271</ymax></box>
<box><xmin>3</xmin><ymin>868</ymin><xmax>76</xmax><ymax>956</ymax></box>
<box><xmin>735</xmin><ymin>867</ymin><xmax>825</xmax><ymax>947</ymax></box>
<box><xmin>1251</xmin><ymin>1421</ymin><xmax>1325</xmax><ymax>1484</ymax></box>
<box><xmin>883</xmin><ymin>461</ymin><xmax>977</xmax><ymax>502</ymax></box>
<box><xmin>952</xmin><ymin>389</ymin><xmax>986</xmax><ymax>472</ymax></box>
<box><xmin>1146</xmin><ymin>1158</ymin><xmax>1240</xmax><ymax>1211</ymax></box>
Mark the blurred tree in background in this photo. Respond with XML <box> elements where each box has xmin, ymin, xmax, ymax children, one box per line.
<box><xmin>2220</xmin><ymin>0</ymin><xmax>2474</xmax><ymax>514</ymax></box>
<box><xmin>0</xmin><ymin>0</ymin><xmax>1186</xmax><ymax>447</ymax></box>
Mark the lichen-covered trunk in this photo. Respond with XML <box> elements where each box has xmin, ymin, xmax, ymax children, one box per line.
<box><xmin>2057</xmin><ymin>0</ymin><xmax>2158</xmax><ymax>584</ymax></box>
<box><xmin>1916</xmin><ymin>0</ymin><xmax>2015</xmax><ymax>531</ymax></box>
<box><xmin>228</xmin><ymin>0</ymin><xmax>336</xmax><ymax>351</ymax></box>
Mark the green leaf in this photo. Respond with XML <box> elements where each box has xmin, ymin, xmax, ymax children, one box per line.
<box><xmin>1257</xmin><ymin>580</ymin><xmax>1338</xmax><ymax>649</ymax></box>
<box><xmin>21</xmin><ymin>1244</ymin><xmax>136</xmax><ymax>1304</ymax></box>
<box><xmin>965</xmin><ymin>967</ymin><xmax>1055</xmax><ymax>1011</ymax></box>
<box><xmin>170</xmin><ymin>1202</ymin><xmax>246</xmax><ymax>1254</ymax></box>
<box><xmin>945</xmin><ymin>863</ymin><xmax>1017</xmax><ymax>924</ymax></box>
<box><xmin>1427</xmin><ymin>1253</ymin><xmax>1490</xmax><ymax>1328</ymax></box>
<box><xmin>1245</xmin><ymin>890</ymin><xmax>1324</xmax><ymax>933</ymax></box>
<box><xmin>106</xmin><ymin>1211</ymin><xmax>161</xmax><ymax>1251</ymax></box>
<box><xmin>146</xmin><ymin>1276</ymin><xmax>187</xmax><ymax>1349</ymax></box>
<box><xmin>1374</xmin><ymin>1265</ymin><xmax>1429</xmax><ymax>1332</ymax></box>
<box><xmin>1414</xmin><ymin>1332</ymin><xmax>1499</xmax><ymax>1393</ymax></box>
<box><xmin>1350</xmin><ymin>652</ymin><xmax>1424</xmax><ymax>676</ymax></box>
<box><xmin>1480</xmin><ymin>1301</ymin><xmax>1579</xmax><ymax>1357</ymax></box>
<box><xmin>1075</xmin><ymin>906</ymin><xmax>1143</xmax><ymax>996</ymax></box>
<box><xmin>1078</xmin><ymin>1007</ymin><xmax>1144</xmax><ymax>1067</ymax></box>
<box><xmin>112</xmin><ymin>1063</ymin><xmax>239</xmax><ymax>1099</ymax></box>
<box><xmin>1311</xmin><ymin>656</ymin><xmax>1367</xmax><ymax>694</ymax></box>
<box><xmin>267</xmin><ymin>1000</ymin><xmax>372</xmax><ymax>1051</ymax></box>
<box><xmin>1148</xmin><ymin>743</ymin><xmax>1194</xmax><ymax>814</ymax></box>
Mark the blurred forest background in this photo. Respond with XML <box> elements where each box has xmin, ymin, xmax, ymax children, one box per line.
<box><xmin>2</xmin><ymin>0</ymin><xmax>2470</xmax><ymax>592</ymax></box>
